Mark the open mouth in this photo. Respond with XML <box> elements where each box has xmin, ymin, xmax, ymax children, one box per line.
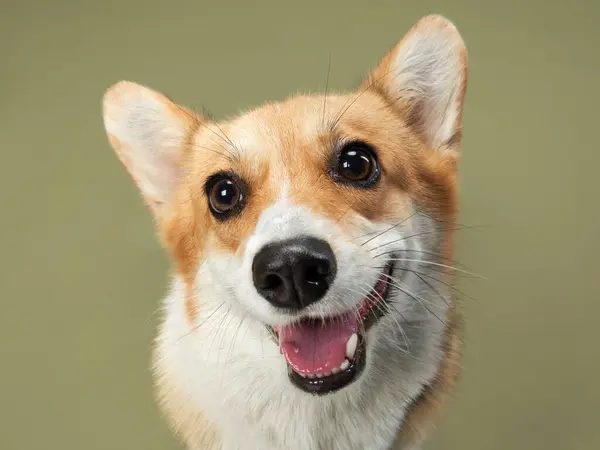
<box><xmin>270</xmin><ymin>261</ymin><xmax>394</xmax><ymax>395</ymax></box>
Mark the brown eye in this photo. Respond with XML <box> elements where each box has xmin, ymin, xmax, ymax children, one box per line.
<box><xmin>335</xmin><ymin>142</ymin><xmax>380</xmax><ymax>186</ymax></box>
<box><xmin>206</xmin><ymin>174</ymin><xmax>245</xmax><ymax>218</ymax></box>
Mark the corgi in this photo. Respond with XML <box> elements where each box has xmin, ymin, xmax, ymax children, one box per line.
<box><xmin>102</xmin><ymin>14</ymin><xmax>468</xmax><ymax>450</ymax></box>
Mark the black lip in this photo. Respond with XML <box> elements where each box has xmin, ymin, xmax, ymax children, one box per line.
<box><xmin>281</xmin><ymin>261</ymin><xmax>394</xmax><ymax>396</ymax></box>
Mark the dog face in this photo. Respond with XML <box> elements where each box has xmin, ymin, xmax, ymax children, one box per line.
<box><xmin>103</xmin><ymin>15</ymin><xmax>467</xmax><ymax>397</ymax></box>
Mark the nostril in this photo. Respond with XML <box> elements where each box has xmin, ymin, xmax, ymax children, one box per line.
<box><xmin>305</xmin><ymin>262</ymin><xmax>330</xmax><ymax>285</ymax></box>
<box><xmin>262</xmin><ymin>273</ymin><xmax>283</xmax><ymax>291</ymax></box>
<box><xmin>316</xmin><ymin>261</ymin><xmax>331</xmax><ymax>276</ymax></box>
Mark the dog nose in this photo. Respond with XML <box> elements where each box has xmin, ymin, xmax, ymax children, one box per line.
<box><xmin>252</xmin><ymin>237</ymin><xmax>337</xmax><ymax>310</ymax></box>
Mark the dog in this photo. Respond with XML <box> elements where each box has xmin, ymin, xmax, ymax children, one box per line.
<box><xmin>102</xmin><ymin>14</ymin><xmax>468</xmax><ymax>450</ymax></box>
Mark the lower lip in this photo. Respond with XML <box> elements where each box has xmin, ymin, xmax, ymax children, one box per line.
<box><xmin>288</xmin><ymin>333</ymin><xmax>366</xmax><ymax>395</ymax></box>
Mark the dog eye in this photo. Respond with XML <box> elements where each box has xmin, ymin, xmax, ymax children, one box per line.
<box><xmin>206</xmin><ymin>175</ymin><xmax>244</xmax><ymax>217</ymax></box>
<box><xmin>335</xmin><ymin>142</ymin><xmax>380</xmax><ymax>186</ymax></box>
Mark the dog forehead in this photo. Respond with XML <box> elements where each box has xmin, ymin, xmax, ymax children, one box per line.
<box><xmin>194</xmin><ymin>92</ymin><xmax>395</xmax><ymax>170</ymax></box>
<box><xmin>226</xmin><ymin>97</ymin><xmax>330</xmax><ymax>155</ymax></box>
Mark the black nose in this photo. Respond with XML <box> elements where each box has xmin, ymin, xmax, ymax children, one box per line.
<box><xmin>252</xmin><ymin>237</ymin><xmax>337</xmax><ymax>310</ymax></box>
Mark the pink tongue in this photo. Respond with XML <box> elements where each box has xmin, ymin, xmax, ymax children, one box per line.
<box><xmin>276</xmin><ymin>312</ymin><xmax>358</xmax><ymax>375</ymax></box>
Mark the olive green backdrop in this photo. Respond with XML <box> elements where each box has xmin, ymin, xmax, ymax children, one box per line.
<box><xmin>2</xmin><ymin>0</ymin><xmax>599</xmax><ymax>449</ymax></box>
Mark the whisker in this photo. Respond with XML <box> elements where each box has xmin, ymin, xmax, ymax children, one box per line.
<box><xmin>176</xmin><ymin>301</ymin><xmax>226</xmax><ymax>343</ymax></box>
<box><xmin>224</xmin><ymin>315</ymin><xmax>247</xmax><ymax>369</ymax></box>
<box><xmin>380</xmin><ymin>274</ymin><xmax>446</xmax><ymax>310</ymax></box>
<box><xmin>215</xmin><ymin>312</ymin><xmax>237</xmax><ymax>368</ymax></box>
<box><xmin>387</xmin><ymin>274</ymin><xmax>450</xmax><ymax>308</ymax></box>
<box><xmin>145</xmin><ymin>305</ymin><xmax>163</xmax><ymax>323</ymax></box>
<box><xmin>206</xmin><ymin>305</ymin><xmax>232</xmax><ymax>360</ymax></box>
<box><xmin>206</xmin><ymin>115</ymin><xmax>237</xmax><ymax>149</ymax></box>
<box><xmin>356</xmin><ymin>281</ymin><xmax>412</xmax><ymax>353</ymax></box>
<box><xmin>349</xmin><ymin>282</ymin><xmax>410</xmax><ymax>344</ymax></box>
<box><xmin>198</xmin><ymin>109</ymin><xmax>238</xmax><ymax>151</ymax></box>
<box><xmin>334</xmin><ymin>206</ymin><xmax>352</xmax><ymax>226</ymax></box>
<box><xmin>322</xmin><ymin>52</ymin><xmax>332</xmax><ymax>126</ymax></box>
<box><xmin>384</xmin><ymin>259</ymin><xmax>485</xmax><ymax>279</ymax></box>
<box><xmin>373</xmin><ymin>248</ymin><xmax>469</xmax><ymax>269</ymax></box>
<box><xmin>392</xmin><ymin>267</ymin><xmax>479</xmax><ymax>303</ymax></box>
<box><xmin>191</xmin><ymin>143</ymin><xmax>236</xmax><ymax>162</ymax></box>
<box><xmin>359</xmin><ymin>210</ymin><xmax>419</xmax><ymax>247</ymax></box>
<box><xmin>374</xmin><ymin>262</ymin><xmax>475</xmax><ymax>280</ymax></box>
<box><xmin>411</xmin><ymin>208</ymin><xmax>492</xmax><ymax>232</ymax></box>
<box><xmin>381</xmin><ymin>274</ymin><xmax>446</xmax><ymax>324</ymax></box>
<box><xmin>411</xmin><ymin>272</ymin><xmax>450</xmax><ymax>307</ymax></box>
<box><xmin>329</xmin><ymin>65</ymin><xmax>398</xmax><ymax>130</ymax></box>
<box><xmin>368</xmin><ymin>224</ymin><xmax>487</xmax><ymax>254</ymax></box>
<box><xmin>352</xmin><ymin>205</ymin><xmax>488</xmax><ymax>246</ymax></box>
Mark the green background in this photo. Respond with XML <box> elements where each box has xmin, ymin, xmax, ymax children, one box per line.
<box><xmin>2</xmin><ymin>0</ymin><xmax>599</xmax><ymax>449</ymax></box>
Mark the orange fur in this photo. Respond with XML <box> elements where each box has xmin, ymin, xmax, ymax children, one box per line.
<box><xmin>103</xmin><ymin>14</ymin><xmax>468</xmax><ymax>449</ymax></box>
<box><xmin>161</xmin><ymin>90</ymin><xmax>459</xmax><ymax>271</ymax></box>
<box><xmin>392</xmin><ymin>310</ymin><xmax>461</xmax><ymax>448</ymax></box>
<box><xmin>156</xmin><ymin>90</ymin><xmax>461</xmax><ymax>445</ymax></box>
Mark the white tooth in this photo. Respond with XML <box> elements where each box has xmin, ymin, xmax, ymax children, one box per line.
<box><xmin>346</xmin><ymin>333</ymin><xmax>358</xmax><ymax>359</ymax></box>
<box><xmin>340</xmin><ymin>359</ymin><xmax>350</xmax><ymax>371</ymax></box>
<box><xmin>324</xmin><ymin>371</ymin><xmax>331</xmax><ymax>377</ymax></box>
<box><xmin>316</xmin><ymin>373</ymin><xmax>324</xmax><ymax>378</ymax></box>
<box><xmin>331</xmin><ymin>367</ymin><xmax>340</xmax><ymax>374</ymax></box>
<box><xmin>308</xmin><ymin>374</ymin><xmax>316</xmax><ymax>378</ymax></box>
<box><xmin>300</xmin><ymin>373</ymin><xmax>307</xmax><ymax>378</ymax></box>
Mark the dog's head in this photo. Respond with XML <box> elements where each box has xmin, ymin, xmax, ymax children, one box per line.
<box><xmin>102</xmin><ymin>15</ymin><xmax>467</xmax><ymax>397</ymax></box>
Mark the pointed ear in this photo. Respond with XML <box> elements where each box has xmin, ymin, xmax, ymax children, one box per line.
<box><xmin>365</xmin><ymin>15</ymin><xmax>468</xmax><ymax>153</ymax></box>
<box><xmin>102</xmin><ymin>81</ymin><xmax>201</xmax><ymax>220</ymax></box>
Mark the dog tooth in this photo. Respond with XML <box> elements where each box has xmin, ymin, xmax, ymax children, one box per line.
<box><xmin>308</xmin><ymin>374</ymin><xmax>316</xmax><ymax>378</ymax></box>
<box><xmin>324</xmin><ymin>371</ymin><xmax>331</xmax><ymax>377</ymax></box>
<box><xmin>316</xmin><ymin>373</ymin><xmax>324</xmax><ymax>378</ymax></box>
<box><xmin>340</xmin><ymin>359</ymin><xmax>350</xmax><ymax>371</ymax></box>
<box><xmin>346</xmin><ymin>333</ymin><xmax>358</xmax><ymax>359</ymax></box>
<box><xmin>331</xmin><ymin>367</ymin><xmax>340</xmax><ymax>374</ymax></box>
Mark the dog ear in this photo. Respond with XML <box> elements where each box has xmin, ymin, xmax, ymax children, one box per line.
<box><xmin>102</xmin><ymin>81</ymin><xmax>201</xmax><ymax>220</ymax></box>
<box><xmin>364</xmin><ymin>15</ymin><xmax>468</xmax><ymax>154</ymax></box>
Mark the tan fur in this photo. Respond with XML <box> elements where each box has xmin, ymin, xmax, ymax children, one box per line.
<box><xmin>156</xmin><ymin>97</ymin><xmax>461</xmax><ymax>449</ymax></box>
<box><xmin>392</xmin><ymin>308</ymin><xmax>462</xmax><ymax>448</ymax></box>
<box><xmin>103</xmin><ymin>14</ymin><xmax>468</xmax><ymax>450</ymax></box>
<box><xmin>160</xmin><ymin>91</ymin><xmax>459</xmax><ymax>262</ymax></box>
<box><xmin>154</xmin><ymin>365</ymin><xmax>222</xmax><ymax>449</ymax></box>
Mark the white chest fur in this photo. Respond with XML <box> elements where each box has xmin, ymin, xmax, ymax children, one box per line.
<box><xmin>154</xmin><ymin>278</ymin><xmax>445</xmax><ymax>450</ymax></box>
